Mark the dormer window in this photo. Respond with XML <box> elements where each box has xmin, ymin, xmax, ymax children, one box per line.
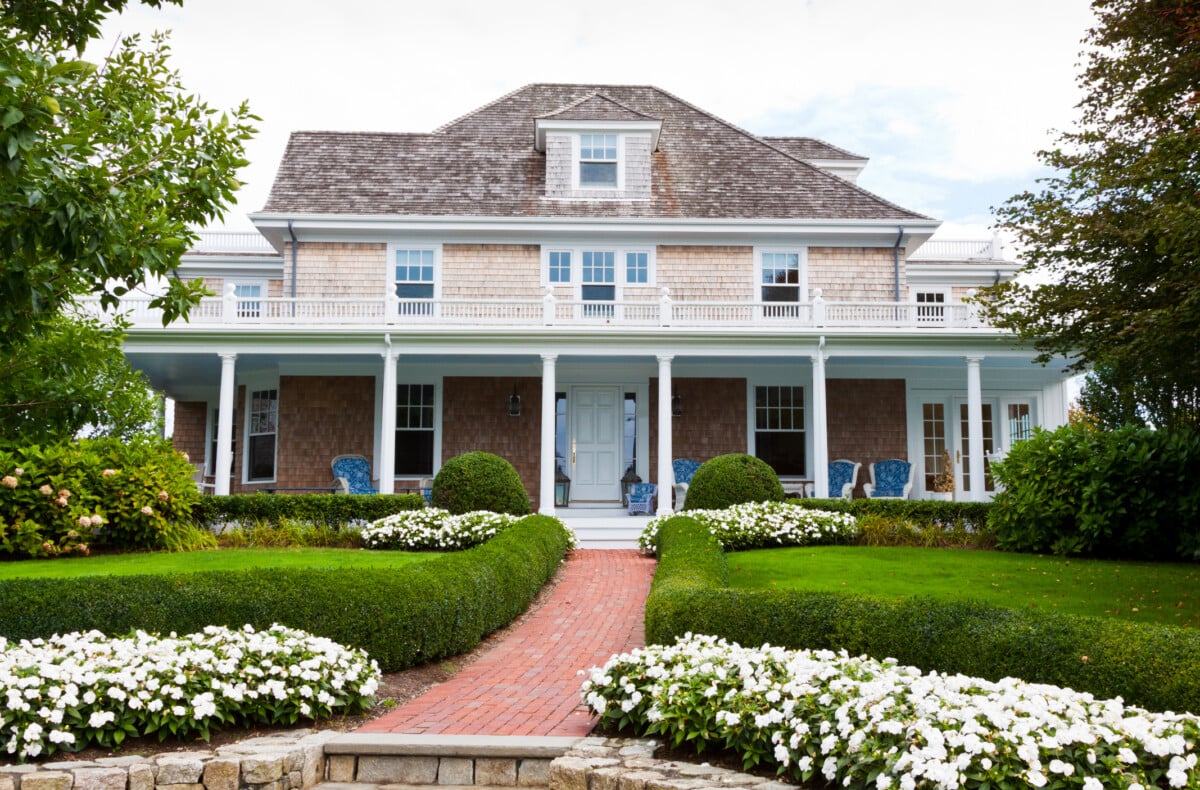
<box><xmin>580</xmin><ymin>134</ymin><xmax>618</xmax><ymax>187</ymax></box>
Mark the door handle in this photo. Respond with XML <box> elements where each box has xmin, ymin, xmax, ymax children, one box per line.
<box><xmin>956</xmin><ymin>450</ymin><xmax>961</xmax><ymax>464</ymax></box>
<box><xmin>571</xmin><ymin>439</ymin><xmax>576</xmax><ymax>465</ymax></box>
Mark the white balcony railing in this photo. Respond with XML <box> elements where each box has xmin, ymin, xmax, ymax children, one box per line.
<box><xmin>909</xmin><ymin>237</ymin><xmax>1003</xmax><ymax>261</ymax></box>
<box><xmin>187</xmin><ymin>231</ymin><xmax>276</xmax><ymax>254</ymax></box>
<box><xmin>78</xmin><ymin>286</ymin><xmax>988</xmax><ymax>331</ymax></box>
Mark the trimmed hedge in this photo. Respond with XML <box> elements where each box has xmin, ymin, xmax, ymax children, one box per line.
<box><xmin>645</xmin><ymin>516</ymin><xmax>1200</xmax><ymax>713</ymax></box>
<box><xmin>191</xmin><ymin>493</ymin><xmax>426</xmax><ymax>529</ymax></box>
<box><xmin>684</xmin><ymin>453</ymin><xmax>784</xmax><ymax>511</ymax></box>
<box><xmin>0</xmin><ymin>515</ymin><xmax>571</xmax><ymax>672</ymax></box>
<box><xmin>431</xmin><ymin>452</ymin><xmax>531</xmax><ymax>516</ymax></box>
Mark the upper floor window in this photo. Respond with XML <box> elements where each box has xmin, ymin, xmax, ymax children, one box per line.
<box><xmin>231</xmin><ymin>281</ymin><xmax>265</xmax><ymax>318</ymax></box>
<box><xmin>579</xmin><ymin>133</ymin><xmax>618</xmax><ymax>187</ymax></box>
<box><xmin>549</xmin><ymin>251</ymin><xmax>572</xmax><ymax>283</ymax></box>
<box><xmin>761</xmin><ymin>252</ymin><xmax>801</xmax><ymax>303</ymax></box>
<box><xmin>394</xmin><ymin>249</ymin><xmax>435</xmax><ymax>299</ymax></box>
<box><xmin>913</xmin><ymin>289</ymin><xmax>948</xmax><ymax>324</ymax></box>
<box><xmin>543</xmin><ymin>246</ymin><xmax>653</xmax><ymax>288</ymax></box>
<box><xmin>626</xmin><ymin>252</ymin><xmax>648</xmax><ymax>284</ymax></box>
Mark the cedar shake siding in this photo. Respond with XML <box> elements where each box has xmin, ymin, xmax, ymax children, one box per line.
<box><xmin>442</xmin><ymin>245</ymin><xmax>541</xmax><ymax>299</ymax></box>
<box><xmin>809</xmin><ymin>247</ymin><xmax>905</xmax><ymax>301</ymax></box>
<box><xmin>173</xmin><ymin>402</ymin><xmax>208</xmax><ymax>469</ymax></box>
<box><xmin>286</xmin><ymin>242</ymin><xmax>388</xmax><ymax>299</ymax></box>
<box><xmin>826</xmin><ymin>379</ymin><xmax>908</xmax><ymax>498</ymax></box>
<box><xmin>276</xmin><ymin>376</ymin><xmax>375</xmax><ymax>489</ymax></box>
<box><xmin>441</xmin><ymin>377</ymin><xmax>541</xmax><ymax>511</ymax></box>
<box><xmin>648</xmin><ymin>378</ymin><xmax>748</xmax><ymax>502</ymax></box>
<box><xmin>656</xmin><ymin>246</ymin><xmax>756</xmax><ymax>302</ymax></box>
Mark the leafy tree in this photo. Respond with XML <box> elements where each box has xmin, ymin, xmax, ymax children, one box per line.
<box><xmin>984</xmin><ymin>0</ymin><xmax>1200</xmax><ymax>431</ymax></box>
<box><xmin>0</xmin><ymin>0</ymin><xmax>256</xmax><ymax>344</ymax></box>
<box><xmin>0</xmin><ymin>314</ymin><xmax>160</xmax><ymax>444</ymax></box>
<box><xmin>1075</xmin><ymin>362</ymin><xmax>1155</xmax><ymax>429</ymax></box>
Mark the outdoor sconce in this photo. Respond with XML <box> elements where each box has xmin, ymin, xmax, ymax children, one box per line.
<box><xmin>554</xmin><ymin>464</ymin><xmax>571</xmax><ymax>507</ymax></box>
<box><xmin>671</xmin><ymin>393</ymin><xmax>682</xmax><ymax>417</ymax></box>
<box><xmin>507</xmin><ymin>387</ymin><xmax>521</xmax><ymax>417</ymax></box>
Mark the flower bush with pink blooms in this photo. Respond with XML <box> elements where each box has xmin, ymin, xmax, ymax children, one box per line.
<box><xmin>0</xmin><ymin>437</ymin><xmax>200</xmax><ymax>557</ymax></box>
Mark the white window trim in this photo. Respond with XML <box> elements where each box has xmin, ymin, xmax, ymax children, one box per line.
<box><xmin>226</xmin><ymin>278</ymin><xmax>268</xmax><ymax>318</ymax></box>
<box><xmin>386</xmin><ymin>243</ymin><xmax>443</xmax><ymax>300</ymax></box>
<box><xmin>393</xmin><ymin>381</ymin><xmax>441</xmax><ymax>479</ymax></box>
<box><xmin>571</xmin><ymin>134</ymin><xmax>625</xmax><ymax>191</ymax></box>
<box><xmin>754</xmin><ymin>246</ymin><xmax>809</xmax><ymax>303</ymax></box>
<box><xmin>241</xmin><ymin>380</ymin><xmax>279</xmax><ymax>484</ymax></box>
<box><xmin>540</xmin><ymin>245</ymin><xmax>655</xmax><ymax>289</ymax></box>
<box><xmin>746</xmin><ymin>378</ymin><xmax>811</xmax><ymax>480</ymax></box>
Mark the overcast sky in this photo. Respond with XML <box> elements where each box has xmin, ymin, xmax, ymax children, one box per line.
<box><xmin>93</xmin><ymin>0</ymin><xmax>1097</xmax><ymax>237</ymax></box>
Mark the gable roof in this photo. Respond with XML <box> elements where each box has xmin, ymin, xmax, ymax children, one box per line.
<box><xmin>537</xmin><ymin>92</ymin><xmax>659</xmax><ymax>122</ymax></box>
<box><xmin>760</xmin><ymin>136</ymin><xmax>866</xmax><ymax>162</ymax></box>
<box><xmin>261</xmin><ymin>83</ymin><xmax>929</xmax><ymax>222</ymax></box>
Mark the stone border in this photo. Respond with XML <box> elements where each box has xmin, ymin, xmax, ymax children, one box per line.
<box><xmin>0</xmin><ymin>730</ymin><xmax>333</xmax><ymax>790</ymax></box>
<box><xmin>550</xmin><ymin>738</ymin><xmax>797</xmax><ymax>790</ymax></box>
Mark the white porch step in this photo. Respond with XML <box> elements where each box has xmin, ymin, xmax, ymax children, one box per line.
<box><xmin>557</xmin><ymin>508</ymin><xmax>652</xmax><ymax>549</ymax></box>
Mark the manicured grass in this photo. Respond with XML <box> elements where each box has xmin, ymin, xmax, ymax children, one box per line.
<box><xmin>727</xmin><ymin>546</ymin><xmax>1200</xmax><ymax>628</ymax></box>
<box><xmin>0</xmin><ymin>547</ymin><xmax>437</xmax><ymax>580</ymax></box>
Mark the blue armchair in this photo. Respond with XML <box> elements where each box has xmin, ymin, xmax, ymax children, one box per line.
<box><xmin>672</xmin><ymin>458</ymin><xmax>701</xmax><ymax>511</ymax></box>
<box><xmin>331</xmin><ymin>454</ymin><xmax>379</xmax><ymax>494</ymax></box>
<box><xmin>863</xmin><ymin>459</ymin><xmax>914</xmax><ymax>499</ymax></box>
<box><xmin>828</xmin><ymin>459</ymin><xmax>861</xmax><ymax>499</ymax></box>
<box><xmin>628</xmin><ymin>483</ymin><xmax>658</xmax><ymax>515</ymax></box>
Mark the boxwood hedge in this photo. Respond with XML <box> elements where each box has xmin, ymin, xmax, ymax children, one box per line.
<box><xmin>191</xmin><ymin>492</ymin><xmax>426</xmax><ymax>529</ymax></box>
<box><xmin>645</xmin><ymin>516</ymin><xmax>1200</xmax><ymax>713</ymax></box>
<box><xmin>0</xmin><ymin>515</ymin><xmax>570</xmax><ymax>672</ymax></box>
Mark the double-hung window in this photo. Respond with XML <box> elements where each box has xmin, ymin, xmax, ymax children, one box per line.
<box><xmin>914</xmin><ymin>290</ymin><xmax>948</xmax><ymax>325</ymax></box>
<box><xmin>760</xmin><ymin>251</ymin><xmax>803</xmax><ymax>317</ymax></box>
<box><xmin>754</xmin><ymin>385</ymin><xmax>806</xmax><ymax>476</ymax></box>
<box><xmin>395</xmin><ymin>384</ymin><xmax>435</xmax><ymax>475</ymax></box>
<box><xmin>581</xmin><ymin>250</ymin><xmax>616</xmax><ymax>317</ymax></box>
<box><xmin>579</xmin><ymin>134</ymin><xmax>618</xmax><ymax>187</ymax></box>
<box><xmin>247</xmin><ymin>389</ymin><xmax>278</xmax><ymax>481</ymax></box>
<box><xmin>393</xmin><ymin>248</ymin><xmax>436</xmax><ymax>316</ymax></box>
<box><xmin>626</xmin><ymin>252</ymin><xmax>648</xmax><ymax>284</ymax></box>
<box><xmin>231</xmin><ymin>282</ymin><xmax>264</xmax><ymax>319</ymax></box>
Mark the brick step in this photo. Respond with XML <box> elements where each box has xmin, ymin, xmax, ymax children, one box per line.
<box><xmin>321</xmin><ymin>734</ymin><xmax>579</xmax><ymax>787</ymax></box>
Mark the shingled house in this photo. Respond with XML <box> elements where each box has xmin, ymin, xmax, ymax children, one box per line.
<box><xmin>110</xmin><ymin>84</ymin><xmax>1072</xmax><ymax>513</ymax></box>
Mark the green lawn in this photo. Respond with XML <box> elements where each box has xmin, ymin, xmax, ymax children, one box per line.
<box><xmin>728</xmin><ymin>546</ymin><xmax>1200</xmax><ymax>628</ymax></box>
<box><xmin>0</xmin><ymin>547</ymin><xmax>437</xmax><ymax>580</ymax></box>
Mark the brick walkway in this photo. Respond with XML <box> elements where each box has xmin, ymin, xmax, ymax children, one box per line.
<box><xmin>356</xmin><ymin>549</ymin><xmax>657</xmax><ymax>738</ymax></box>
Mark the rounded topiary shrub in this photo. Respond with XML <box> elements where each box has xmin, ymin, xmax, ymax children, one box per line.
<box><xmin>431</xmin><ymin>451</ymin><xmax>531</xmax><ymax>515</ymax></box>
<box><xmin>683</xmin><ymin>453</ymin><xmax>784</xmax><ymax>511</ymax></box>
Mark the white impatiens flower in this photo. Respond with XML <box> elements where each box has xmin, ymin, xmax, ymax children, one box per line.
<box><xmin>639</xmin><ymin>501</ymin><xmax>859</xmax><ymax>552</ymax></box>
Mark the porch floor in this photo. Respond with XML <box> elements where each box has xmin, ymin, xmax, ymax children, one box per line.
<box><xmin>555</xmin><ymin>506</ymin><xmax>654</xmax><ymax>549</ymax></box>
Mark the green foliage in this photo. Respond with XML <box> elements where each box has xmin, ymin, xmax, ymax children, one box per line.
<box><xmin>0</xmin><ymin>515</ymin><xmax>571</xmax><ymax>672</ymax></box>
<box><xmin>214</xmin><ymin>519</ymin><xmax>363</xmax><ymax>549</ymax></box>
<box><xmin>645</xmin><ymin>518</ymin><xmax>1200</xmax><ymax>714</ymax></box>
<box><xmin>0</xmin><ymin>315</ymin><xmax>160</xmax><ymax>444</ymax></box>
<box><xmin>988</xmin><ymin>424</ymin><xmax>1200</xmax><ymax>560</ymax></box>
<box><xmin>0</xmin><ymin>0</ymin><xmax>256</xmax><ymax>343</ymax></box>
<box><xmin>191</xmin><ymin>492</ymin><xmax>425</xmax><ymax>530</ymax></box>
<box><xmin>984</xmin><ymin>0</ymin><xmax>1200</xmax><ymax>430</ymax></box>
<box><xmin>0</xmin><ymin>436</ymin><xmax>200</xmax><ymax>556</ymax></box>
<box><xmin>683</xmin><ymin>453</ymin><xmax>784</xmax><ymax>511</ymax></box>
<box><xmin>1076</xmin><ymin>362</ymin><xmax>1151</xmax><ymax>430</ymax></box>
<box><xmin>431</xmin><ymin>452</ymin><xmax>531</xmax><ymax>515</ymax></box>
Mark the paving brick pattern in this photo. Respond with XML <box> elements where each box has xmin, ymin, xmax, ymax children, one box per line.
<box><xmin>357</xmin><ymin>550</ymin><xmax>656</xmax><ymax>738</ymax></box>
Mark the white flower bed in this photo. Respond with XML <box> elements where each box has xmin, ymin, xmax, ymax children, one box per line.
<box><xmin>361</xmin><ymin>508</ymin><xmax>521</xmax><ymax>550</ymax></box>
<box><xmin>0</xmin><ymin>624</ymin><xmax>379</xmax><ymax>761</ymax></box>
<box><xmin>639</xmin><ymin>501</ymin><xmax>858</xmax><ymax>552</ymax></box>
<box><xmin>582</xmin><ymin>634</ymin><xmax>1200</xmax><ymax>789</ymax></box>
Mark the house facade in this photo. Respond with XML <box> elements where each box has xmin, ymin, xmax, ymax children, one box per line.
<box><xmin>102</xmin><ymin>84</ymin><xmax>1072</xmax><ymax>514</ymax></box>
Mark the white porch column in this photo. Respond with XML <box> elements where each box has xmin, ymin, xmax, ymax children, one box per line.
<box><xmin>215</xmin><ymin>353</ymin><xmax>237</xmax><ymax>496</ymax></box>
<box><xmin>539</xmin><ymin>354</ymin><xmax>558</xmax><ymax>515</ymax></box>
<box><xmin>378</xmin><ymin>346</ymin><xmax>398</xmax><ymax>494</ymax></box>
<box><xmin>966</xmin><ymin>356</ymin><xmax>985</xmax><ymax>502</ymax></box>
<box><xmin>811</xmin><ymin>342</ymin><xmax>829</xmax><ymax>498</ymax></box>
<box><xmin>656</xmin><ymin>354</ymin><xmax>674</xmax><ymax>516</ymax></box>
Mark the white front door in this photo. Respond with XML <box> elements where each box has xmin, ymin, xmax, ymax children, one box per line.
<box><xmin>569</xmin><ymin>385</ymin><xmax>622</xmax><ymax>503</ymax></box>
<box><xmin>953</xmin><ymin>399</ymin><xmax>997</xmax><ymax>495</ymax></box>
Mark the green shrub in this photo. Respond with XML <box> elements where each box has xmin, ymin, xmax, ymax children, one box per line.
<box><xmin>215</xmin><ymin>518</ymin><xmax>363</xmax><ymax>548</ymax></box>
<box><xmin>645</xmin><ymin>518</ymin><xmax>1200</xmax><ymax>713</ymax></box>
<box><xmin>0</xmin><ymin>515</ymin><xmax>571</xmax><ymax>672</ymax></box>
<box><xmin>192</xmin><ymin>492</ymin><xmax>425</xmax><ymax>530</ymax></box>
<box><xmin>0</xmin><ymin>437</ymin><xmax>199</xmax><ymax>557</ymax></box>
<box><xmin>684</xmin><ymin>453</ymin><xmax>784</xmax><ymax>511</ymax></box>
<box><xmin>988</xmin><ymin>424</ymin><xmax>1200</xmax><ymax>559</ymax></box>
<box><xmin>431</xmin><ymin>452</ymin><xmax>530</xmax><ymax>515</ymax></box>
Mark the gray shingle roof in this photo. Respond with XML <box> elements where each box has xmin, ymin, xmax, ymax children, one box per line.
<box><xmin>538</xmin><ymin>92</ymin><xmax>659</xmax><ymax>122</ymax></box>
<box><xmin>261</xmin><ymin>83</ymin><xmax>928</xmax><ymax>221</ymax></box>
<box><xmin>760</xmin><ymin>136</ymin><xmax>866</xmax><ymax>162</ymax></box>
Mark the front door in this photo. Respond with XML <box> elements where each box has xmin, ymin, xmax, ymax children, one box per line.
<box><xmin>569</xmin><ymin>385</ymin><xmax>622</xmax><ymax>503</ymax></box>
<box><xmin>954</xmin><ymin>399</ymin><xmax>997</xmax><ymax>495</ymax></box>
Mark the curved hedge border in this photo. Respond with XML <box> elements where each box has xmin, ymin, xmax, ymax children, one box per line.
<box><xmin>191</xmin><ymin>492</ymin><xmax>426</xmax><ymax>528</ymax></box>
<box><xmin>0</xmin><ymin>515</ymin><xmax>570</xmax><ymax>672</ymax></box>
<box><xmin>645</xmin><ymin>516</ymin><xmax>1200</xmax><ymax>713</ymax></box>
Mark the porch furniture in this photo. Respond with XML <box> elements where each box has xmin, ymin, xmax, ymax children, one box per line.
<box><xmin>863</xmin><ymin>459</ymin><xmax>914</xmax><ymax>499</ymax></box>
<box><xmin>672</xmin><ymin>458</ymin><xmax>701</xmax><ymax>511</ymax></box>
<box><xmin>782</xmin><ymin>480</ymin><xmax>814</xmax><ymax>498</ymax></box>
<box><xmin>331</xmin><ymin>454</ymin><xmax>379</xmax><ymax>494</ymax></box>
<box><xmin>828</xmin><ymin>459</ymin><xmax>861</xmax><ymax>499</ymax></box>
<box><xmin>191</xmin><ymin>464</ymin><xmax>216</xmax><ymax>494</ymax></box>
<box><xmin>627</xmin><ymin>483</ymin><xmax>658</xmax><ymax>515</ymax></box>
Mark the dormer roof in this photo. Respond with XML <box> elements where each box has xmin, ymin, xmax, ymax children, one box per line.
<box><xmin>534</xmin><ymin>92</ymin><xmax>663</xmax><ymax>152</ymax></box>
<box><xmin>260</xmin><ymin>83</ymin><xmax>930</xmax><ymax>223</ymax></box>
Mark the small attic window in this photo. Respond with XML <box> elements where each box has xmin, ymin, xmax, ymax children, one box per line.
<box><xmin>579</xmin><ymin>133</ymin><xmax>618</xmax><ymax>187</ymax></box>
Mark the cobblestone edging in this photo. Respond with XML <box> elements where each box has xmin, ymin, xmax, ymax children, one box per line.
<box><xmin>548</xmin><ymin>738</ymin><xmax>796</xmax><ymax>790</ymax></box>
<box><xmin>0</xmin><ymin>730</ymin><xmax>334</xmax><ymax>790</ymax></box>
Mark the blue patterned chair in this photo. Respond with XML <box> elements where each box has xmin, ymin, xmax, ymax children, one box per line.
<box><xmin>828</xmin><ymin>459</ymin><xmax>861</xmax><ymax>499</ymax></box>
<box><xmin>672</xmin><ymin>458</ymin><xmax>702</xmax><ymax>511</ymax></box>
<box><xmin>628</xmin><ymin>483</ymin><xmax>658</xmax><ymax>515</ymax></box>
<box><xmin>863</xmin><ymin>459</ymin><xmax>914</xmax><ymax>499</ymax></box>
<box><xmin>331</xmin><ymin>454</ymin><xmax>379</xmax><ymax>494</ymax></box>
